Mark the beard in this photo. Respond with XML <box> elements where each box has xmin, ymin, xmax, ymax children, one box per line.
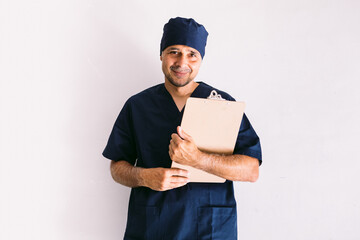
<box><xmin>165</xmin><ymin>73</ymin><xmax>193</xmax><ymax>87</ymax></box>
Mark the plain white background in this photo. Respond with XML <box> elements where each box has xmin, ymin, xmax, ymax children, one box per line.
<box><xmin>1</xmin><ymin>0</ymin><xmax>360</xmax><ymax>239</ymax></box>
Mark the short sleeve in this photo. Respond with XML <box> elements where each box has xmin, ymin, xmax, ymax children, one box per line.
<box><xmin>102</xmin><ymin>100</ymin><xmax>137</xmax><ymax>165</ymax></box>
<box><xmin>233</xmin><ymin>113</ymin><xmax>262</xmax><ymax>165</ymax></box>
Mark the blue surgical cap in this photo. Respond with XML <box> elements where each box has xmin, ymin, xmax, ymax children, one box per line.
<box><xmin>160</xmin><ymin>17</ymin><xmax>209</xmax><ymax>59</ymax></box>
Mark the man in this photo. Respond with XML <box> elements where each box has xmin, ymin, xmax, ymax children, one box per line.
<box><xmin>103</xmin><ymin>17</ymin><xmax>262</xmax><ymax>240</ymax></box>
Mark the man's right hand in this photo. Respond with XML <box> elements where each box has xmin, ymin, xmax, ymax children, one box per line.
<box><xmin>140</xmin><ymin>167</ymin><xmax>189</xmax><ymax>191</ymax></box>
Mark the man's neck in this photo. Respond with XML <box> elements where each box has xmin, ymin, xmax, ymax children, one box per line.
<box><xmin>164</xmin><ymin>80</ymin><xmax>199</xmax><ymax>98</ymax></box>
<box><xmin>164</xmin><ymin>80</ymin><xmax>199</xmax><ymax>111</ymax></box>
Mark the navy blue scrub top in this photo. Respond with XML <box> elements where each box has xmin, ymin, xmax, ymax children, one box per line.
<box><xmin>103</xmin><ymin>82</ymin><xmax>262</xmax><ymax>240</ymax></box>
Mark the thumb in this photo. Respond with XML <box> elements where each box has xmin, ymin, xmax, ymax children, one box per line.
<box><xmin>177</xmin><ymin>126</ymin><xmax>192</xmax><ymax>141</ymax></box>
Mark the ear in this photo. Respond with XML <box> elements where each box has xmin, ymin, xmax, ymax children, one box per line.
<box><xmin>160</xmin><ymin>55</ymin><xmax>162</xmax><ymax>61</ymax></box>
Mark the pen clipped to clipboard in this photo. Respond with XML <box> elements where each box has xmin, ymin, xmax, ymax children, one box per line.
<box><xmin>171</xmin><ymin>90</ymin><xmax>246</xmax><ymax>183</ymax></box>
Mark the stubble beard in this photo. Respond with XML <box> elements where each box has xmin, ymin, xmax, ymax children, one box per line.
<box><xmin>164</xmin><ymin>72</ymin><xmax>193</xmax><ymax>88</ymax></box>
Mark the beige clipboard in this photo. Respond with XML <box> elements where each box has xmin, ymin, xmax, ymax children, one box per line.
<box><xmin>171</xmin><ymin>93</ymin><xmax>246</xmax><ymax>183</ymax></box>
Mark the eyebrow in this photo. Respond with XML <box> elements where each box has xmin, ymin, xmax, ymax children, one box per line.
<box><xmin>167</xmin><ymin>48</ymin><xmax>198</xmax><ymax>55</ymax></box>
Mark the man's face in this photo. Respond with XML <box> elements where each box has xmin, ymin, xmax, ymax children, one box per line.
<box><xmin>161</xmin><ymin>45</ymin><xmax>202</xmax><ymax>88</ymax></box>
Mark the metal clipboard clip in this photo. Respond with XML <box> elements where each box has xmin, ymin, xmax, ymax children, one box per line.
<box><xmin>207</xmin><ymin>90</ymin><xmax>225</xmax><ymax>100</ymax></box>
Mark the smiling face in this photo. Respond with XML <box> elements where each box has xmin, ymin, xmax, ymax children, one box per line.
<box><xmin>160</xmin><ymin>45</ymin><xmax>202</xmax><ymax>88</ymax></box>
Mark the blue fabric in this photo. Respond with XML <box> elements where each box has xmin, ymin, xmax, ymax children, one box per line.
<box><xmin>103</xmin><ymin>82</ymin><xmax>262</xmax><ymax>239</ymax></box>
<box><xmin>160</xmin><ymin>17</ymin><xmax>209</xmax><ymax>59</ymax></box>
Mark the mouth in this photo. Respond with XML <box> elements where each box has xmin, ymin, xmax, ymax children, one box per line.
<box><xmin>170</xmin><ymin>67</ymin><xmax>191</xmax><ymax>78</ymax></box>
<box><xmin>172</xmin><ymin>71</ymin><xmax>188</xmax><ymax>77</ymax></box>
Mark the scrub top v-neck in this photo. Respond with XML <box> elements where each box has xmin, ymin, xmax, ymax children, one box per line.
<box><xmin>103</xmin><ymin>82</ymin><xmax>262</xmax><ymax>240</ymax></box>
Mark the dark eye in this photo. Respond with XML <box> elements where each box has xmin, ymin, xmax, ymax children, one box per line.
<box><xmin>169</xmin><ymin>51</ymin><xmax>178</xmax><ymax>55</ymax></box>
<box><xmin>190</xmin><ymin>53</ymin><xmax>198</xmax><ymax>58</ymax></box>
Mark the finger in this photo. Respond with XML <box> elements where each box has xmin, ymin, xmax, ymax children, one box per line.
<box><xmin>177</xmin><ymin>126</ymin><xmax>192</xmax><ymax>141</ymax></box>
<box><xmin>169</xmin><ymin>140</ymin><xmax>173</xmax><ymax>151</ymax></box>
<box><xmin>169</xmin><ymin>180</ymin><xmax>189</xmax><ymax>189</ymax></box>
<box><xmin>170</xmin><ymin>176</ymin><xmax>189</xmax><ymax>183</ymax></box>
<box><xmin>169</xmin><ymin>139</ymin><xmax>177</xmax><ymax>152</ymax></box>
<box><xmin>169</xmin><ymin>139</ymin><xmax>176</xmax><ymax>149</ymax></box>
<box><xmin>169</xmin><ymin>168</ymin><xmax>189</xmax><ymax>177</ymax></box>
<box><xmin>157</xmin><ymin>175</ymin><xmax>188</xmax><ymax>191</ymax></box>
<box><xmin>171</xmin><ymin>133</ymin><xmax>182</xmax><ymax>143</ymax></box>
<box><xmin>168</xmin><ymin>146</ymin><xmax>174</xmax><ymax>159</ymax></box>
<box><xmin>164</xmin><ymin>183</ymin><xmax>186</xmax><ymax>191</ymax></box>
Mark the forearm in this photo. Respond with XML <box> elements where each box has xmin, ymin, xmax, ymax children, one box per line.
<box><xmin>110</xmin><ymin>160</ymin><xmax>145</xmax><ymax>188</ymax></box>
<box><xmin>195</xmin><ymin>152</ymin><xmax>259</xmax><ymax>182</ymax></box>
<box><xmin>170</xmin><ymin>127</ymin><xmax>260</xmax><ymax>182</ymax></box>
<box><xmin>110</xmin><ymin>160</ymin><xmax>189</xmax><ymax>191</ymax></box>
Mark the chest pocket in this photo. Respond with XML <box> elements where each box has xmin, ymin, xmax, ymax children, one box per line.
<box><xmin>197</xmin><ymin>206</ymin><xmax>237</xmax><ymax>240</ymax></box>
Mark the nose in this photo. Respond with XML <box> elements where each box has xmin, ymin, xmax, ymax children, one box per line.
<box><xmin>176</xmin><ymin>53</ymin><xmax>188</xmax><ymax>67</ymax></box>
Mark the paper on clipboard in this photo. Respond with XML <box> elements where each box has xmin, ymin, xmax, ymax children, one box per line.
<box><xmin>171</xmin><ymin>94</ymin><xmax>246</xmax><ymax>183</ymax></box>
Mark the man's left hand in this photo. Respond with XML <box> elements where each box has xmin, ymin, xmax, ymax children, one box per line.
<box><xmin>169</xmin><ymin>126</ymin><xmax>202</xmax><ymax>167</ymax></box>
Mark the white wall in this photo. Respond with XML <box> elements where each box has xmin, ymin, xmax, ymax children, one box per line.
<box><xmin>1</xmin><ymin>0</ymin><xmax>360</xmax><ymax>239</ymax></box>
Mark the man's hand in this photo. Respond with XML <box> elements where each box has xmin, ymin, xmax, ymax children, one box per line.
<box><xmin>141</xmin><ymin>167</ymin><xmax>189</xmax><ymax>191</ymax></box>
<box><xmin>169</xmin><ymin>126</ymin><xmax>202</xmax><ymax>168</ymax></box>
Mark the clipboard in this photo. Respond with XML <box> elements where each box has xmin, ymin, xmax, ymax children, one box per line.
<box><xmin>171</xmin><ymin>90</ymin><xmax>246</xmax><ymax>183</ymax></box>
